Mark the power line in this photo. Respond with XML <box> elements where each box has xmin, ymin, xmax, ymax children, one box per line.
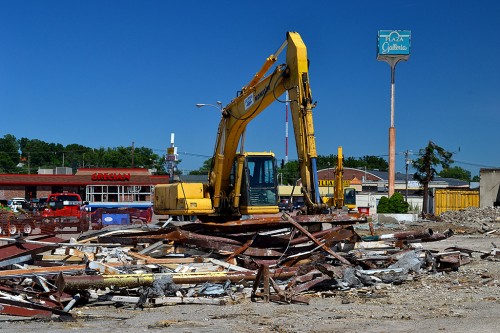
<box><xmin>452</xmin><ymin>160</ymin><xmax>498</xmax><ymax>168</ymax></box>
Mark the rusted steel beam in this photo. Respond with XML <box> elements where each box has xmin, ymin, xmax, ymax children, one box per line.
<box><xmin>251</xmin><ymin>264</ymin><xmax>309</xmax><ymax>305</ymax></box>
<box><xmin>283</xmin><ymin>214</ymin><xmax>352</xmax><ymax>265</ymax></box>
<box><xmin>0</xmin><ymin>302</ymin><xmax>54</xmax><ymax>318</ymax></box>
<box><xmin>251</xmin><ymin>264</ymin><xmax>270</xmax><ymax>302</ymax></box>
<box><xmin>290</xmin><ymin>275</ymin><xmax>330</xmax><ymax>294</ymax></box>
<box><xmin>156</xmin><ymin>229</ymin><xmax>284</xmax><ymax>257</ymax></box>
<box><xmin>293</xmin><ymin>213</ymin><xmax>367</xmax><ymax>224</ymax></box>
<box><xmin>198</xmin><ymin>212</ymin><xmax>365</xmax><ymax>233</ymax></box>
<box><xmin>0</xmin><ymin>298</ymin><xmax>73</xmax><ymax>319</ymax></box>
<box><xmin>287</xmin><ymin>263</ymin><xmax>346</xmax><ymax>293</ymax></box>
<box><xmin>320</xmin><ymin>226</ymin><xmax>360</xmax><ymax>245</ymax></box>
<box><xmin>226</xmin><ymin>236</ymin><xmax>256</xmax><ymax>262</ymax></box>
<box><xmin>164</xmin><ymin>229</ymin><xmax>244</xmax><ymax>245</ymax></box>
<box><xmin>189</xmin><ymin>238</ymin><xmax>283</xmax><ymax>257</ymax></box>
<box><xmin>363</xmin><ymin>229</ymin><xmax>434</xmax><ymax>241</ymax></box>
<box><xmin>436</xmin><ymin>253</ymin><xmax>471</xmax><ymax>271</ymax></box>
<box><xmin>199</xmin><ymin>217</ymin><xmax>290</xmax><ymax>233</ymax></box>
<box><xmin>290</xmin><ymin>226</ymin><xmax>343</xmax><ymax>245</ymax></box>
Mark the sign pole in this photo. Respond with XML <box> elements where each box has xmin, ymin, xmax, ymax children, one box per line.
<box><xmin>377</xmin><ymin>30</ymin><xmax>411</xmax><ymax>198</ymax></box>
<box><xmin>388</xmin><ymin>57</ymin><xmax>400</xmax><ymax>197</ymax></box>
<box><xmin>166</xmin><ymin>133</ymin><xmax>178</xmax><ymax>183</ymax></box>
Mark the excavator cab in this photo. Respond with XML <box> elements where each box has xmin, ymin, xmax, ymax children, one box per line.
<box><xmin>239</xmin><ymin>153</ymin><xmax>279</xmax><ymax>215</ymax></box>
<box><xmin>344</xmin><ymin>187</ymin><xmax>357</xmax><ymax>210</ymax></box>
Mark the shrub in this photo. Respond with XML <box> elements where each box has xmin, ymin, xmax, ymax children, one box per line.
<box><xmin>377</xmin><ymin>196</ymin><xmax>391</xmax><ymax>213</ymax></box>
<box><xmin>377</xmin><ymin>192</ymin><xmax>409</xmax><ymax>213</ymax></box>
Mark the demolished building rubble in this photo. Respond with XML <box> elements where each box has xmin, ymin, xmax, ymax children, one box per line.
<box><xmin>0</xmin><ymin>211</ymin><xmax>496</xmax><ymax>320</ymax></box>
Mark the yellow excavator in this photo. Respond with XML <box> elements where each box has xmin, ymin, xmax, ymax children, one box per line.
<box><xmin>322</xmin><ymin>146</ymin><xmax>357</xmax><ymax>211</ymax></box>
<box><xmin>154</xmin><ymin>32</ymin><xmax>328</xmax><ymax>222</ymax></box>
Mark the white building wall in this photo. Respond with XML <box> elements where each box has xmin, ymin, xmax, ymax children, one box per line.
<box><xmin>355</xmin><ymin>193</ymin><xmax>423</xmax><ymax>214</ymax></box>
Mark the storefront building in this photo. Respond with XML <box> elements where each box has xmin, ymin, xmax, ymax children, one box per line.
<box><xmin>0</xmin><ymin>168</ymin><xmax>170</xmax><ymax>204</ymax></box>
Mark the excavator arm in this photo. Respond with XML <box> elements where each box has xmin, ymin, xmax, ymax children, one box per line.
<box><xmin>209</xmin><ymin>32</ymin><xmax>323</xmax><ymax>214</ymax></box>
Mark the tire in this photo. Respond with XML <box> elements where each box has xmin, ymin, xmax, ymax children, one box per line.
<box><xmin>9</xmin><ymin>224</ymin><xmax>17</xmax><ymax>235</ymax></box>
<box><xmin>23</xmin><ymin>224</ymin><xmax>33</xmax><ymax>235</ymax></box>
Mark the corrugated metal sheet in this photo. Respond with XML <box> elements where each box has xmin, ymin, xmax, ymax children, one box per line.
<box><xmin>435</xmin><ymin>189</ymin><xmax>479</xmax><ymax>215</ymax></box>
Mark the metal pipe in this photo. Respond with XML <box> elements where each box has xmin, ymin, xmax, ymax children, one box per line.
<box><xmin>58</xmin><ymin>268</ymin><xmax>298</xmax><ymax>292</ymax></box>
<box><xmin>362</xmin><ymin>228</ymin><xmax>434</xmax><ymax>241</ymax></box>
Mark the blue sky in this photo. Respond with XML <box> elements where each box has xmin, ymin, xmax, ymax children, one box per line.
<box><xmin>1</xmin><ymin>0</ymin><xmax>499</xmax><ymax>177</ymax></box>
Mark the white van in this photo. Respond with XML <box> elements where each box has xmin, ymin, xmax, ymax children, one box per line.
<box><xmin>9</xmin><ymin>197</ymin><xmax>28</xmax><ymax>212</ymax></box>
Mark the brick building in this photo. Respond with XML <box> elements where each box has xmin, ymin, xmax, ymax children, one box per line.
<box><xmin>0</xmin><ymin>168</ymin><xmax>170</xmax><ymax>204</ymax></box>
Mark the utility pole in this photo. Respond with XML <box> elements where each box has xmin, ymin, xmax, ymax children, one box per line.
<box><xmin>131</xmin><ymin>141</ymin><xmax>135</xmax><ymax>168</ymax></box>
<box><xmin>404</xmin><ymin>150</ymin><xmax>412</xmax><ymax>202</ymax></box>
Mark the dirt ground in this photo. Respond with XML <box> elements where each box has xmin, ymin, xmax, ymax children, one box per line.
<box><xmin>0</xmin><ymin>219</ymin><xmax>499</xmax><ymax>333</ymax></box>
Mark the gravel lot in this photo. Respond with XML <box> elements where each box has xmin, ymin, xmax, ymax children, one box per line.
<box><xmin>1</xmin><ymin>208</ymin><xmax>499</xmax><ymax>333</ymax></box>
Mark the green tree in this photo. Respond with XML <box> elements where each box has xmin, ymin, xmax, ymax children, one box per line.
<box><xmin>0</xmin><ymin>134</ymin><xmax>20</xmax><ymax>173</ymax></box>
<box><xmin>279</xmin><ymin>160</ymin><xmax>301</xmax><ymax>185</ymax></box>
<box><xmin>360</xmin><ymin>155</ymin><xmax>389</xmax><ymax>171</ymax></box>
<box><xmin>316</xmin><ymin>154</ymin><xmax>336</xmax><ymax>170</ymax></box>
<box><xmin>0</xmin><ymin>134</ymin><xmax>169</xmax><ymax>174</ymax></box>
<box><xmin>276</xmin><ymin>154</ymin><xmax>388</xmax><ymax>185</ymax></box>
<box><xmin>189</xmin><ymin>157</ymin><xmax>212</xmax><ymax>175</ymax></box>
<box><xmin>103</xmin><ymin>147</ymin><xmax>131</xmax><ymax>167</ymax></box>
<box><xmin>19</xmin><ymin>138</ymin><xmax>56</xmax><ymax>170</ymax></box>
<box><xmin>132</xmin><ymin>147</ymin><xmax>160</xmax><ymax>170</ymax></box>
<box><xmin>472</xmin><ymin>175</ymin><xmax>480</xmax><ymax>182</ymax></box>
<box><xmin>439</xmin><ymin>166</ymin><xmax>471</xmax><ymax>181</ymax></box>
<box><xmin>413</xmin><ymin>141</ymin><xmax>453</xmax><ymax>215</ymax></box>
<box><xmin>343</xmin><ymin>155</ymin><xmax>388</xmax><ymax>170</ymax></box>
<box><xmin>63</xmin><ymin>144</ymin><xmax>92</xmax><ymax>170</ymax></box>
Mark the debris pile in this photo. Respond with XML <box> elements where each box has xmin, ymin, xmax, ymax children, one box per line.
<box><xmin>0</xmin><ymin>211</ymin><xmax>492</xmax><ymax>320</ymax></box>
<box><xmin>439</xmin><ymin>206</ymin><xmax>500</xmax><ymax>234</ymax></box>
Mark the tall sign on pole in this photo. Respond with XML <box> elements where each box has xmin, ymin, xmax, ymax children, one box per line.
<box><xmin>377</xmin><ymin>30</ymin><xmax>411</xmax><ymax>197</ymax></box>
<box><xmin>166</xmin><ymin>133</ymin><xmax>178</xmax><ymax>183</ymax></box>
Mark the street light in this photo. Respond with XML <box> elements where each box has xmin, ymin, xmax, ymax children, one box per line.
<box><xmin>196</xmin><ymin>101</ymin><xmax>230</xmax><ymax>156</ymax></box>
<box><xmin>195</xmin><ymin>101</ymin><xmax>223</xmax><ymax>112</ymax></box>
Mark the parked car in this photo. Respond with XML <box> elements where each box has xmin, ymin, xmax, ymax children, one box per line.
<box><xmin>278</xmin><ymin>198</ymin><xmax>293</xmax><ymax>212</ymax></box>
<box><xmin>293</xmin><ymin>201</ymin><xmax>305</xmax><ymax>210</ymax></box>
<box><xmin>38</xmin><ymin>197</ymin><xmax>48</xmax><ymax>210</ymax></box>
<box><xmin>9</xmin><ymin>197</ymin><xmax>29</xmax><ymax>212</ymax></box>
<box><xmin>29</xmin><ymin>197</ymin><xmax>48</xmax><ymax>211</ymax></box>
